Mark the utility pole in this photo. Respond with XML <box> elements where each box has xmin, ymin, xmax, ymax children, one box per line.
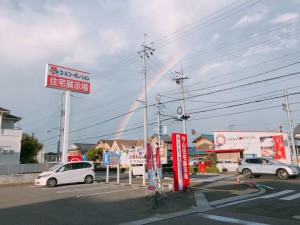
<box><xmin>156</xmin><ymin>93</ymin><xmax>165</xmax><ymax>148</ymax></box>
<box><xmin>283</xmin><ymin>90</ymin><xmax>298</xmax><ymax>165</ymax></box>
<box><xmin>138</xmin><ymin>34</ymin><xmax>155</xmax><ymax>186</ymax></box>
<box><xmin>172</xmin><ymin>65</ymin><xmax>188</xmax><ymax>133</ymax></box>
<box><xmin>56</xmin><ymin>91</ymin><xmax>64</xmax><ymax>161</ymax></box>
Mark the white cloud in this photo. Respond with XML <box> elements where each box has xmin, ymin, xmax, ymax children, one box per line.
<box><xmin>271</xmin><ymin>12</ymin><xmax>299</xmax><ymax>23</ymax></box>
<box><xmin>232</xmin><ymin>7</ymin><xmax>268</xmax><ymax>29</ymax></box>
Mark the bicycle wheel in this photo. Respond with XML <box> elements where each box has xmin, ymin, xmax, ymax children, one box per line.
<box><xmin>150</xmin><ymin>195</ymin><xmax>157</xmax><ymax>210</ymax></box>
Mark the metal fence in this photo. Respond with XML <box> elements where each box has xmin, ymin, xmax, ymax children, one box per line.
<box><xmin>0</xmin><ymin>163</ymin><xmax>58</xmax><ymax>175</ymax></box>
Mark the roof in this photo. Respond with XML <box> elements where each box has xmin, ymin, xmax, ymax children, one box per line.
<box><xmin>70</xmin><ymin>143</ymin><xmax>96</xmax><ymax>151</ymax></box>
<box><xmin>114</xmin><ymin>139</ymin><xmax>144</xmax><ymax>148</ymax></box>
<box><xmin>96</xmin><ymin>139</ymin><xmax>115</xmax><ymax>146</ymax></box>
<box><xmin>3</xmin><ymin>113</ymin><xmax>21</xmax><ymax>122</ymax></box>
<box><xmin>192</xmin><ymin>134</ymin><xmax>214</xmax><ymax>143</ymax></box>
<box><xmin>0</xmin><ymin>107</ymin><xmax>10</xmax><ymax>113</ymax></box>
<box><xmin>188</xmin><ymin>147</ymin><xmax>213</xmax><ymax>156</ymax></box>
<box><xmin>0</xmin><ymin>107</ymin><xmax>21</xmax><ymax>122</ymax></box>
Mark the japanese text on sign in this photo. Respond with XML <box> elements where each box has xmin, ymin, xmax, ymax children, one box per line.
<box><xmin>45</xmin><ymin>64</ymin><xmax>91</xmax><ymax>94</ymax></box>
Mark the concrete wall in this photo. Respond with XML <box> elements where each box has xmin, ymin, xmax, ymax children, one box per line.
<box><xmin>0</xmin><ymin>173</ymin><xmax>38</xmax><ymax>185</ymax></box>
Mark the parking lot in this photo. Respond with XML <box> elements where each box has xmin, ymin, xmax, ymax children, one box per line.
<box><xmin>0</xmin><ymin>172</ymin><xmax>196</xmax><ymax>225</ymax></box>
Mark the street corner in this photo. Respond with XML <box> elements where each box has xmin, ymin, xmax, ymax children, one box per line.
<box><xmin>190</xmin><ymin>178</ymin><xmax>261</xmax><ymax>203</ymax></box>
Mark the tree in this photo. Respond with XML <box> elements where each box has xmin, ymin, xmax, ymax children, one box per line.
<box><xmin>87</xmin><ymin>148</ymin><xmax>103</xmax><ymax>162</ymax></box>
<box><xmin>20</xmin><ymin>133</ymin><xmax>43</xmax><ymax>163</ymax></box>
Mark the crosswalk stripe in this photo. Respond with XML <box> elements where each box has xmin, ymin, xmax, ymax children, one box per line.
<box><xmin>280</xmin><ymin>193</ymin><xmax>300</xmax><ymax>200</ymax></box>
<box><xmin>259</xmin><ymin>190</ymin><xmax>295</xmax><ymax>199</ymax></box>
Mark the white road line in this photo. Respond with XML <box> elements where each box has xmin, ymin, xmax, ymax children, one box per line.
<box><xmin>257</xmin><ymin>184</ymin><xmax>274</xmax><ymax>190</ymax></box>
<box><xmin>259</xmin><ymin>190</ymin><xmax>295</xmax><ymax>199</ymax></box>
<box><xmin>199</xmin><ymin>214</ymin><xmax>270</xmax><ymax>225</ymax></box>
<box><xmin>76</xmin><ymin>187</ymin><xmax>144</xmax><ymax>197</ymax></box>
<box><xmin>57</xmin><ymin>185</ymin><xmax>117</xmax><ymax>193</ymax></box>
<box><xmin>215</xmin><ymin>196</ymin><xmax>259</xmax><ymax>208</ymax></box>
<box><xmin>280</xmin><ymin>193</ymin><xmax>300</xmax><ymax>201</ymax></box>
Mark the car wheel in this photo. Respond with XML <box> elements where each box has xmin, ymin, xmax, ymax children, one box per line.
<box><xmin>242</xmin><ymin>169</ymin><xmax>252</xmax><ymax>178</ymax></box>
<box><xmin>253</xmin><ymin>175</ymin><xmax>261</xmax><ymax>178</ymax></box>
<box><xmin>47</xmin><ymin>178</ymin><xmax>57</xmax><ymax>187</ymax></box>
<box><xmin>84</xmin><ymin>175</ymin><xmax>94</xmax><ymax>184</ymax></box>
<box><xmin>277</xmin><ymin>169</ymin><xmax>288</xmax><ymax>180</ymax></box>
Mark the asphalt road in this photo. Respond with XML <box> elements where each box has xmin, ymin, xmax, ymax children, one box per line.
<box><xmin>1</xmin><ymin>172</ymin><xmax>300</xmax><ymax>225</ymax></box>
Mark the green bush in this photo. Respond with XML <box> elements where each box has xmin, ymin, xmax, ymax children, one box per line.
<box><xmin>163</xmin><ymin>167</ymin><xmax>173</xmax><ymax>173</ymax></box>
<box><xmin>205</xmin><ymin>165</ymin><xmax>219</xmax><ymax>173</ymax></box>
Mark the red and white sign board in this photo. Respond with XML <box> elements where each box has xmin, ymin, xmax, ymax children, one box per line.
<box><xmin>172</xmin><ymin>133</ymin><xmax>190</xmax><ymax>192</ymax></box>
<box><xmin>214</xmin><ymin>131</ymin><xmax>291</xmax><ymax>164</ymax></box>
<box><xmin>68</xmin><ymin>155</ymin><xmax>82</xmax><ymax>161</ymax></box>
<box><xmin>45</xmin><ymin>64</ymin><xmax>91</xmax><ymax>94</ymax></box>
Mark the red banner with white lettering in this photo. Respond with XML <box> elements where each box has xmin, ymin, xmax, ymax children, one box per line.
<box><xmin>172</xmin><ymin>133</ymin><xmax>190</xmax><ymax>192</ymax></box>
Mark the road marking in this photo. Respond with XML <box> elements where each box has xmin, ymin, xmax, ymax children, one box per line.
<box><xmin>76</xmin><ymin>187</ymin><xmax>144</xmax><ymax>197</ymax></box>
<box><xmin>192</xmin><ymin>186</ymin><xmax>239</xmax><ymax>193</ymax></box>
<box><xmin>280</xmin><ymin>193</ymin><xmax>300</xmax><ymax>200</ymax></box>
<box><xmin>257</xmin><ymin>184</ymin><xmax>274</xmax><ymax>190</ymax></box>
<box><xmin>57</xmin><ymin>185</ymin><xmax>117</xmax><ymax>193</ymax></box>
<box><xmin>199</xmin><ymin>214</ymin><xmax>270</xmax><ymax>225</ymax></box>
<box><xmin>215</xmin><ymin>196</ymin><xmax>259</xmax><ymax>208</ymax></box>
<box><xmin>259</xmin><ymin>190</ymin><xmax>295</xmax><ymax>199</ymax></box>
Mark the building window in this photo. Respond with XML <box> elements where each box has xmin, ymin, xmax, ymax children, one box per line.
<box><xmin>2</xmin><ymin>150</ymin><xmax>8</xmax><ymax>154</ymax></box>
<box><xmin>9</xmin><ymin>150</ymin><xmax>15</xmax><ymax>154</ymax></box>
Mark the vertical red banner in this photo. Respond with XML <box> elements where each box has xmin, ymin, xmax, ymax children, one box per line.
<box><xmin>172</xmin><ymin>133</ymin><xmax>190</xmax><ymax>192</ymax></box>
<box><xmin>273</xmin><ymin>135</ymin><xmax>286</xmax><ymax>160</ymax></box>
<box><xmin>155</xmin><ymin>147</ymin><xmax>161</xmax><ymax>169</ymax></box>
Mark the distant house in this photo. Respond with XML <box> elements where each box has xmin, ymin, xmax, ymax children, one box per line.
<box><xmin>95</xmin><ymin>139</ymin><xmax>115</xmax><ymax>150</ymax></box>
<box><xmin>0</xmin><ymin>107</ymin><xmax>22</xmax><ymax>164</ymax></box>
<box><xmin>68</xmin><ymin>143</ymin><xmax>96</xmax><ymax>156</ymax></box>
<box><xmin>111</xmin><ymin>139</ymin><xmax>144</xmax><ymax>150</ymax></box>
<box><xmin>44</xmin><ymin>152</ymin><xmax>58</xmax><ymax>162</ymax></box>
<box><xmin>189</xmin><ymin>134</ymin><xmax>215</xmax><ymax>159</ymax></box>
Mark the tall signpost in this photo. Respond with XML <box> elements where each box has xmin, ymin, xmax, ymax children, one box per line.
<box><xmin>172</xmin><ymin>133</ymin><xmax>190</xmax><ymax>192</ymax></box>
<box><xmin>45</xmin><ymin>64</ymin><xmax>91</xmax><ymax>162</ymax></box>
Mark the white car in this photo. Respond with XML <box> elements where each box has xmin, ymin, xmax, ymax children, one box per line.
<box><xmin>35</xmin><ymin>161</ymin><xmax>95</xmax><ymax>187</ymax></box>
<box><xmin>216</xmin><ymin>160</ymin><xmax>238</xmax><ymax>172</ymax></box>
<box><xmin>237</xmin><ymin>157</ymin><xmax>299</xmax><ymax>179</ymax></box>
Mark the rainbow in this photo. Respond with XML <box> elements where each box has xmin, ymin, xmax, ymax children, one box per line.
<box><xmin>115</xmin><ymin>52</ymin><xmax>186</xmax><ymax>139</ymax></box>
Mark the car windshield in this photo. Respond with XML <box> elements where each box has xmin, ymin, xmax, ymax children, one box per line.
<box><xmin>49</xmin><ymin>163</ymin><xmax>64</xmax><ymax>171</ymax></box>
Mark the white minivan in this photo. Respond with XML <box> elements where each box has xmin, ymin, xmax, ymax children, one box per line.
<box><xmin>35</xmin><ymin>161</ymin><xmax>95</xmax><ymax>187</ymax></box>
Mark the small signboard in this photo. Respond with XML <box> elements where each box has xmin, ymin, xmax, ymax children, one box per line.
<box><xmin>102</xmin><ymin>151</ymin><xmax>111</xmax><ymax>166</ymax></box>
<box><xmin>45</xmin><ymin>64</ymin><xmax>91</xmax><ymax>94</ymax></box>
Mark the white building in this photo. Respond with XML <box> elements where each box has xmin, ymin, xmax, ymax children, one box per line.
<box><xmin>214</xmin><ymin>130</ymin><xmax>292</xmax><ymax>164</ymax></box>
<box><xmin>0</xmin><ymin>107</ymin><xmax>22</xmax><ymax>164</ymax></box>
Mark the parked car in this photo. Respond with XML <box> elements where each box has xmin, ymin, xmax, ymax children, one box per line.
<box><xmin>237</xmin><ymin>157</ymin><xmax>299</xmax><ymax>179</ymax></box>
<box><xmin>216</xmin><ymin>160</ymin><xmax>238</xmax><ymax>172</ymax></box>
<box><xmin>189</xmin><ymin>157</ymin><xmax>205</xmax><ymax>166</ymax></box>
<box><xmin>35</xmin><ymin>161</ymin><xmax>95</xmax><ymax>187</ymax></box>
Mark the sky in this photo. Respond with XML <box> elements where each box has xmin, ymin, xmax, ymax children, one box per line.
<box><xmin>1</xmin><ymin>0</ymin><xmax>300</xmax><ymax>152</ymax></box>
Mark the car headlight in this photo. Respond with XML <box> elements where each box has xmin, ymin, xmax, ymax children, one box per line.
<box><xmin>40</xmin><ymin>174</ymin><xmax>51</xmax><ymax>178</ymax></box>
